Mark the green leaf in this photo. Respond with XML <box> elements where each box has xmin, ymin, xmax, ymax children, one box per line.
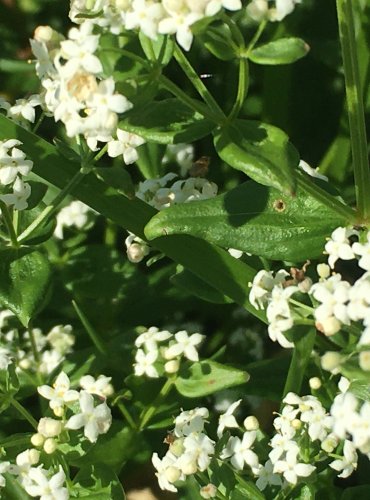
<box><xmin>144</xmin><ymin>179</ymin><xmax>345</xmax><ymax>261</ymax></box>
<box><xmin>201</xmin><ymin>26</ymin><xmax>236</xmax><ymax>61</ymax></box>
<box><xmin>0</xmin><ymin>249</ymin><xmax>51</xmax><ymax>327</ymax></box>
<box><xmin>246</xmin><ymin>355</ymin><xmax>290</xmax><ymax>401</ymax></box>
<box><xmin>171</xmin><ymin>266</ymin><xmax>233</xmax><ymax>304</ymax></box>
<box><xmin>348</xmin><ymin>380</ymin><xmax>370</xmax><ymax>403</ymax></box>
<box><xmin>214</xmin><ymin>119</ymin><xmax>299</xmax><ymax>194</ymax></box>
<box><xmin>2</xmin><ymin>474</ymin><xmax>31</xmax><ymax>499</ymax></box>
<box><xmin>24</xmin><ymin>181</ymin><xmax>48</xmax><ymax>210</ymax></box>
<box><xmin>139</xmin><ymin>33</ymin><xmax>174</xmax><ymax>66</ymax></box>
<box><xmin>119</xmin><ymin>98</ymin><xmax>216</xmax><ymax>144</ymax></box>
<box><xmin>175</xmin><ymin>360</ymin><xmax>249</xmax><ymax>397</ymax></box>
<box><xmin>72</xmin><ymin>465</ymin><xmax>125</xmax><ymax>499</ymax></box>
<box><xmin>94</xmin><ymin>166</ymin><xmax>135</xmax><ymax>199</ymax></box>
<box><xmin>0</xmin><ymin>114</ymin><xmax>264</xmax><ymax>319</ymax></box>
<box><xmin>135</xmin><ymin>142</ymin><xmax>166</xmax><ymax>179</ymax></box>
<box><xmin>249</xmin><ymin>38</ymin><xmax>310</xmax><ymax>65</ymax></box>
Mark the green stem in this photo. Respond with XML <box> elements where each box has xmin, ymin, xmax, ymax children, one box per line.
<box><xmin>100</xmin><ymin>47</ymin><xmax>149</xmax><ymax>67</ymax></box>
<box><xmin>10</xmin><ymin>398</ymin><xmax>38</xmax><ymax>429</ymax></box>
<box><xmin>245</xmin><ymin>19</ymin><xmax>268</xmax><ymax>55</ymax></box>
<box><xmin>139</xmin><ymin>378</ymin><xmax>174</xmax><ymax>430</ymax></box>
<box><xmin>220</xmin><ymin>12</ymin><xmax>245</xmax><ymax>47</ymax></box>
<box><xmin>0</xmin><ymin>202</ymin><xmax>19</xmax><ymax>247</ymax></box>
<box><xmin>297</xmin><ymin>171</ymin><xmax>357</xmax><ymax>222</ymax></box>
<box><xmin>17</xmin><ymin>169</ymin><xmax>86</xmax><ymax>244</ymax></box>
<box><xmin>28</xmin><ymin>324</ymin><xmax>41</xmax><ymax>365</ymax></box>
<box><xmin>173</xmin><ymin>44</ymin><xmax>225</xmax><ymax>120</ymax></box>
<box><xmin>228</xmin><ymin>57</ymin><xmax>249</xmax><ymax>121</ymax></box>
<box><xmin>336</xmin><ymin>0</ymin><xmax>370</xmax><ymax>221</ymax></box>
<box><xmin>33</xmin><ymin>111</ymin><xmax>45</xmax><ymax>133</ymax></box>
<box><xmin>117</xmin><ymin>401</ymin><xmax>137</xmax><ymax>430</ymax></box>
<box><xmin>93</xmin><ymin>144</ymin><xmax>108</xmax><ymax>163</ymax></box>
<box><xmin>72</xmin><ymin>300</ymin><xmax>108</xmax><ymax>356</ymax></box>
<box><xmin>159</xmin><ymin>74</ymin><xmax>221</xmax><ymax>123</ymax></box>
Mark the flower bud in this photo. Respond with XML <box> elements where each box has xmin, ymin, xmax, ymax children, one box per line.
<box><xmin>169</xmin><ymin>438</ymin><xmax>184</xmax><ymax>457</ymax></box>
<box><xmin>127</xmin><ymin>243</ymin><xmax>149</xmax><ymax>263</ymax></box>
<box><xmin>43</xmin><ymin>438</ymin><xmax>57</xmax><ymax>454</ymax></box>
<box><xmin>19</xmin><ymin>358</ymin><xmax>31</xmax><ymax>370</ymax></box>
<box><xmin>359</xmin><ymin>351</ymin><xmax>370</xmax><ymax>371</ymax></box>
<box><xmin>309</xmin><ymin>377</ymin><xmax>322</xmax><ymax>390</ymax></box>
<box><xmin>317</xmin><ymin>317</ymin><xmax>341</xmax><ymax>336</ymax></box>
<box><xmin>317</xmin><ymin>263</ymin><xmax>330</xmax><ymax>279</ymax></box>
<box><xmin>321</xmin><ymin>351</ymin><xmax>342</xmax><ymax>373</ymax></box>
<box><xmin>165</xmin><ymin>359</ymin><xmax>180</xmax><ymax>374</ymax></box>
<box><xmin>200</xmin><ymin>483</ymin><xmax>217</xmax><ymax>499</ymax></box>
<box><xmin>321</xmin><ymin>434</ymin><xmax>338</xmax><ymax>453</ymax></box>
<box><xmin>164</xmin><ymin>466</ymin><xmax>181</xmax><ymax>484</ymax></box>
<box><xmin>181</xmin><ymin>460</ymin><xmax>198</xmax><ymax>475</ymax></box>
<box><xmin>38</xmin><ymin>417</ymin><xmax>63</xmax><ymax>438</ymax></box>
<box><xmin>298</xmin><ymin>277</ymin><xmax>312</xmax><ymax>293</ymax></box>
<box><xmin>292</xmin><ymin>419</ymin><xmax>302</xmax><ymax>430</ymax></box>
<box><xmin>243</xmin><ymin>416</ymin><xmax>259</xmax><ymax>431</ymax></box>
<box><xmin>31</xmin><ymin>433</ymin><xmax>45</xmax><ymax>447</ymax></box>
<box><xmin>53</xmin><ymin>406</ymin><xmax>65</xmax><ymax>418</ymax></box>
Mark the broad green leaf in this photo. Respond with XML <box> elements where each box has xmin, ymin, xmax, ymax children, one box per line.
<box><xmin>94</xmin><ymin>166</ymin><xmax>135</xmax><ymax>199</ymax></box>
<box><xmin>348</xmin><ymin>380</ymin><xmax>370</xmax><ymax>403</ymax></box>
<box><xmin>0</xmin><ymin>115</ymin><xmax>264</xmax><ymax>320</ymax></box>
<box><xmin>289</xmin><ymin>484</ymin><xmax>316</xmax><ymax>499</ymax></box>
<box><xmin>214</xmin><ymin>119</ymin><xmax>299</xmax><ymax>194</ymax></box>
<box><xmin>72</xmin><ymin>465</ymin><xmax>125</xmax><ymax>499</ymax></box>
<box><xmin>135</xmin><ymin>142</ymin><xmax>166</xmax><ymax>179</ymax></box>
<box><xmin>175</xmin><ymin>360</ymin><xmax>249</xmax><ymax>397</ymax></box>
<box><xmin>17</xmin><ymin>202</ymin><xmax>56</xmax><ymax>246</ymax></box>
<box><xmin>0</xmin><ymin>249</ymin><xmax>51</xmax><ymax>327</ymax></box>
<box><xmin>249</xmin><ymin>38</ymin><xmax>310</xmax><ymax>65</ymax></box>
<box><xmin>119</xmin><ymin>98</ymin><xmax>216</xmax><ymax>144</ymax></box>
<box><xmin>232</xmin><ymin>476</ymin><xmax>265</xmax><ymax>500</ymax></box>
<box><xmin>24</xmin><ymin>181</ymin><xmax>48</xmax><ymax>210</ymax></box>
<box><xmin>144</xmin><ymin>178</ymin><xmax>346</xmax><ymax>261</ymax></box>
<box><xmin>171</xmin><ymin>266</ymin><xmax>233</xmax><ymax>304</ymax></box>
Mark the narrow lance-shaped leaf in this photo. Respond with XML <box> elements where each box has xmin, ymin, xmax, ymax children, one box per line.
<box><xmin>214</xmin><ymin>119</ymin><xmax>299</xmax><ymax>194</ymax></box>
<box><xmin>144</xmin><ymin>179</ymin><xmax>346</xmax><ymax>261</ymax></box>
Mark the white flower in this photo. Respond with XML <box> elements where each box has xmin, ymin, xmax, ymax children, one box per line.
<box><xmin>178</xmin><ymin>432</ymin><xmax>215</xmax><ymax>472</ymax></box>
<box><xmin>0</xmin><ymin>177</ymin><xmax>31</xmax><ymax>210</ymax></box>
<box><xmin>273</xmin><ymin>449</ymin><xmax>315</xmax><ymax>485</ymax></box>
<box><xmin>325</xmin><ymin>227</ymin><xmax>357</xmax><ymax>268</ymax></box>
<box><xmin>221</xmin><ymin>432</ymin><xmax>259</xmax><ymax>470</ymax></box>
<box><xmin>46</xmin><ymin>325</ymin><xmax>75</xmax><ymax>354</ymax></box>
<box><xmin>54</xmin><ymin>200</ymin><xmax>92</xmax><ymax>239</ymax></box>
<box><xmin>39</xmin><ymin>350</ymin><xmax>64</xmax><ymax>375</ymax></box>
<box><xmin>217</xmin><ymin>399</ymin><xmax>241</xmax><ymax>437</ymax></box>
<box><xmin>65</xmin><ymin>390</ymin><xmax>112</xmax><ymax>443</ymax></box>
<box><xmin>0</xmin><ymin>348</ymin><xmax>12</xmax><ymax>370</ymax></box>
<box><xmin>152</xmin><ymin>452</ymin><xmax>182</xmax><ymax>493</ymax></box>
<box><xmin>125</xmin><ymin>0</ymin><xmax>166</xmax><ymax>40</ymax></box>
<box><xmin>255</xmin><ymin>459</ymin><xmax>282</xmax><ymax>491</ymax></box>
<box><xmin>79</xmin><ymin>374</ymin><xmax>113</xmax><ymax>398</ymax></box>
<box><xmin>249</xmin><ymin>269</ymin><xmax>288</xmax><ymax>310</ymax></box>
<box><xmin>8</xmin><ymin>95</ymin><xmax>41</xmax><ymax>124</ymax></box>
<box><xmin>299</xmin><ymin>160</ymin><xmax>328</xmax><ymax>181</ymax></box>
<box><xmin>135</xmin><ymin>326</ymin><xmax>172</xmax><ymax>351</ymax></box>
<box><xmin>0</xmin><ymin>140</ymin><xmax>33</xmax><ymax>185</ymax></box>
<box><xmin>200</xmin><ymin>483</ymin><xmax>217</xmax><ymax>499</ymax></box>
<box><xmin>164</xmin><ymin>330</ymin><xmax>204</xmax><ymax>362</ymax></box>
<box><xmin>353</xmin><ymin>232</ymin><xmax>370</xmax><ymax>271</ymax></box>
<box><xmin>8</xmin><ymin>449</ymin><xmax>40</xmax><ymax>487</ymax></box>
<box><xmin>134</xmin><ymin>348</ymin><xmax>159</xmax><ymax>378</ymax></box>
<box><xmin>174</xmin><ymin>407</ymin><xmax>209</xmax><ymax>437</ymax></box>
<box><xmin>271</xmin><ymin>0</ymin><xmax>301</xmax><ymax>21</ymax></box>
<box><xmin>108</xmin><ymin>129</ymin><xmax>145</xmax><ymax>164</ymax></box>
<box><xmin>330</xmin><ymin>392</ymin><xmax>359</xmax><ymax>439</ymax></box>
<box><xmin>37</xmin><ymin>417</ymin><xmax>63</xmax><ymax>438</ymax></box>
<box><xmin>38</xmin><ymin>371</ymin><xmax>79</xmax><ymax>414</ymax></box>
<box><xmin>330</xmin><ymin>440</ymin><xmax>358</xmax><ymax>478</ymax></box>
<box><xmin>24</xmin><ymin>466</ymin><xmax>68</xmax><ymax>500</ymax></box>
<box><xmin>0</xmin><ymin>461</ymin><xmax>10</xmax><ymax>488</ymax></box>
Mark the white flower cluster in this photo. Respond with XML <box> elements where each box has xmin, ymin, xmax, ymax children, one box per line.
<box><xmin>70</xmin><ymin>0</ymin><xmax>243</xmax><ymax>51</ymax></box>
<box><xmin>0</xmin><ymin>318</ymin><xmax>75</xmax><ymax>375</ymax></box>
<box><xmin>247</xmin><ymin>0</ymin><xmax>301</xmax><ymax>22</ymax></box>
<box><xmin>136</xmin><ymin>172</ymin><xmax>218</xmax><ymax>211</ymax></box>
<box><xmin>0</xmin><ymin>372</ymin><xmax>112</xmax><ymax>496</ymax></box>
<box><xmin>54</xmin><ymin>200</ymin><xmax>94</xmax><ymax>239</ymax></box>
<box><xmin>31</xmin><ymin>22</ymin><xmax>132</xmax><ymax>150</ymax></box>
<box><xmin>133</xmin><ymin>326</ymin><xmax>204</xmax><ymax>378</ymax></box>
<box><xmin>152</xmin><ymin>407</ymin><xmax>215</xmax><ymax>492</ymax></box>
<box><xmin>249</xmin><ymin>226</ymin><xmax>370</xmax><ymax>352</ymax></box>
<box><xmin>0</xmin><ymin>139</ymin><xmax>33</xmax><ymax>211</ymax></box>
<box><xmin>126</xmin><ymin>171</ymin><xmax>218</xmax><ymax>262</ymax></box>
